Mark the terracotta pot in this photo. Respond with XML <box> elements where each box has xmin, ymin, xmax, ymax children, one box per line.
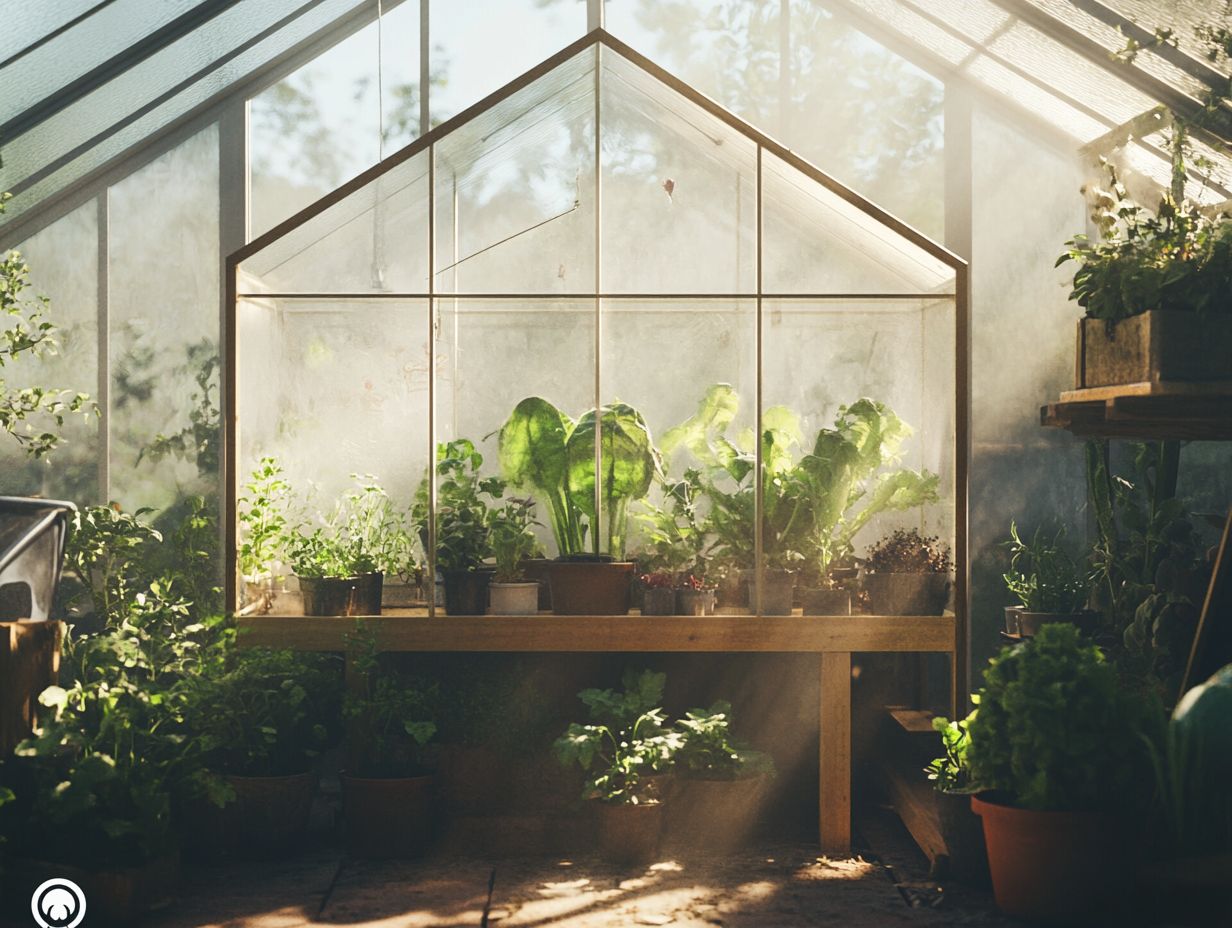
<box><xmin>801</xmin><ymin>587</ymin><xmax>852</xmax><ymax>616</ymax></box>
<box><xmin>1077</xmin><ymin>311</ymin><xmax>1232</xmax><ymax>388</ymax></box>
<box><xmin>935</xmin><ymin>789</ymin><xmax>989</xmax><ymax>885</ymax></box>
<box><xmin>299</xmin><ymin>572</ymin><xmax>383</xmax><ymax>616</ymax></box>
<box><xmin>546</xmin><ymin>560</ymin><xmax>634</xmax><ymax>615</ymax></box>
<box><xmin>666</xmin><ymin>776</ymin><xmax>767</xmax><ymax>854</ymax></box>
<box><xmin>972</xmin><ymin>792</ymin><xmax>1136</xmax><ymax>921</ymax></box>
<box><xmin>489</xmin><ymin>581</ymin><xmax>540</xmax><ymax>615</ymax></box>
<box><xmin>521</xmin><ymin>558</ymin><xmax>554</xmax><ymax>610</ymax></box>
<box><xmin>641</xmin><ymin>587</ymin><xmax>676</xmax><ymax>616</ymax></box>
<box><xmin>863</xmin><ymin>572</ymin><xmax>948</xmax><ymax>615</ymax></box>
<box><xmin>4</xmin><ymin>852</ymin><xmax>180</xmax><ymax>927</ymax></box>
<box><xmin>749</xmin><ymin>569</ymin><xmax>795</xmax><ymax>615</ymax></box>
<box><xmin>675</xmin><ymin>589</ymin><xmax>715</xmax><ymax>616</ymax></box>
<box><xmin>1018</xmin><ymin>610</ymin><xmax>1090</xmax><ymax>637</ymax></box>
<box><xmin>341</xmin><ymin>773</ymin><xmax>434</xmax><ymax>858</ymax></box>
<box><xmin>225</xmin><ymin>771</ymin><xmax>317</xmax><ymax>856</ymax></box>
<box><xmin>595</xmin><ymin>800</ymin><xmax>663</xmax><ymax>864</ymax></box>
<box><xmin>442</xmin><ymin>569</ymin><xmax>493</xmax><ymax>615</ymax></box>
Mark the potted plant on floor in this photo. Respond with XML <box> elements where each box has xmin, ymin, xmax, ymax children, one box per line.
<box><xmin>1058</xmin><ymin>143</ymin><xmax>1232</xmax><ymax>390</ymax></box>
<box><xmin>925</xmin><ymin>700</ymin><xmax>988</xmax><ymax>885</ymax></box>
<box><xmin>862</xmin><ymin>529</ymin><xmax>951</xmax><ymax>615</ymax></box>
<box><xmin>668</xmin><ymin>700</ymin><xmax>774</xmax><ymax>854</ymax></box>
<box><xmin>340</xmin><ymin>630</ymin><xmax>439</xmax><ymax>858</ymax></box>
<box><xmin>968</xmin><ymin>623</ymin><xmax>1157</xmax><ymax>921</ymax></box>
<box><xmin>553</xmin><ymin>670</ymin><xmax>682</xmax><ymax>864</ymax></box>
<box><xmin>497</xmin><ymin>397</ymin><xmax>659</xmax><ymax>615</ymax></box>
<box><xmin>488</xmin><ymin>497</ymin><xmax>541</xmax><ymax>615</ymax></box>
<box><xmin>1002</xmin><ymin>520</ymin><xmax>1092</xmax><ymax>636</ymax></box>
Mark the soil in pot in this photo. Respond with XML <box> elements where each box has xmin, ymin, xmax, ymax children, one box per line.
<box><xmin>642</xmin><ymin>586</ymin><xmax>676</xmax><ymax>616</ymax></box>
<box><xmin>801</xmin><ymin>587</ymin><xmax>852</xmax><ymax>616</ymax></box>
<box><xmin>300</xmin><ymin>572</ymin><xmax>383</xmax><ymax>616</ymax></box>
<box><xmin>749</xmin><ymin>569</ymin><xmax>795</xmax><ymax>615</ymax></box>
<box><xmin>341</xmin><ymin>773</ymin><xmax>435</xmax><ymax>858</ymax></box>
<box><xmin>546</xmin><ymin>558</ymin><xmax>634</xmax><ymax>615</ymax></box>
<box><xmin>443</xmin><ymin>568</ymin><xmax>493</xmax><ymax>615</ymax></box>
<box><xmin>489</xmin><ymin>581</ymin><xmax>540</xmax><ymax>615</ymax></box>
<box><xmin>595</xmin><ymin>800</ymin><xmax>664</xmax><ymax>865</ymax></box>
<box><xmin>676</xmin><ymin>588</ymin><xmax>715</xmax><ymax>616</ymax></box>
<box><xmin>935</xmin><ymin>789</ymin><xmax>989</xmax><ymax>886</ymax></box>
<box><xmin>863</xmin><ymin>572</ymin><xmax>948</xmax><ymax>615</ymax></box>
<box><xmin>972</xmin><ymin>792</ymin><xmax>1138</xmax><ymax>921</ymax></box>
<box><xmin>666</xmin><ymin>776</ymin><xmax>767</xmax><ymax>854</ymax></box>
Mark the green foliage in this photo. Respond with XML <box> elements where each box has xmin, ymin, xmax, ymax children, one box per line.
<box><xmin>864</xmin><ymin>528</ymin><xmax>951</xmax><ymax>573</ymax></box>
<box><xmin>634</xmin><ymin>470</ymin><xmax>709</xmax><ymax>579</ymax></box>
<box><xmin>967</xmin><ymin>624</ymin><xmax>1157</xmax><ymax>812</ymax></box>
<box><xmin>136</xmin><ymin>343</ymin><xmax>219</xmax><ymax>477</ymax></box>
<box><xmin>553</xmin><ymin>669</ymin><xmax>683</xmax><ymax>804</ymax></box>
<box><xmin>64</xmin><ymin>505</ymin><xmax>165</xmax><ymax>624</ymax></box>
<box><xmin>1002</xmin><ymin>520</ymin><xmax>1090</xmax><ymax>614</ymax></box>
<box><xmin>498</xmin><ymin>397</ymin><xmax>660</xmax><ymax>559</ymax></box>
<box><xmin>413</xmin><ymin>438</ymin><xmax>506</xmax><ymax>573</ymax></box>
<box><xmin>239</xmin><ymin>456</ymin><xmax>293</xmax><ymax>581</ymax></box>
<box><xmin>675</xmin><ymin>700</ymin><xmax>773</xmax><ymax>780</ymax></box>
<box><xmin>490</xmin><ymin>496</ymin><xmax>539</xmax><ymax>583</ymax></box>
<box><xmin>290</xmin><ymin>475</ymin><xmax>417</xmax><ymax>579</ymax></box>
<box><xmin>343</xmin><ymin>627</ymin><xmax>437</xmax><ymax>778</ymax></box>
<box><xmin>0</xmin><ymin>194</ymin><xmax>94</xmax><ymax>459</ymax></box>
<box><xmin>925</xmin><ymin>698</ymin><xmax>978</xmax><ymax>793</ymax></box>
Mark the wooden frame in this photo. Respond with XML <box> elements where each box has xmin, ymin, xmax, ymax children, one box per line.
<box><xmin>225</xmin><ymin>29</ymin><xmax>971</xmax><ymax>854</ymax></box>
<box><xmin>1</xmin><ymin>621</ymin><xmax>62</xmax><ymax>756</ymax></box>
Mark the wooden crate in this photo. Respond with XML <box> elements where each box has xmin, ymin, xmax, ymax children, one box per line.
<box><xmin>1077</xmin><ymin>313</ymin><xmax>1232</xmax><ymax>389</ymax></box>
<box><xmin>0</xmin><ymin>620</ymin><xmax>62</xmax><ymax>755</ymax></box>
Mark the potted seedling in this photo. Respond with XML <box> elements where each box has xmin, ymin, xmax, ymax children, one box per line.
<box><xmin>180</xmin><ymin>648</ymin><xmax>342</xmax><ymax>857</ymax></box>
<box><xmin>638</xmin><ymin>572</ymin><xmax>677</xmax><ymax>616</ymax></box>
<box><xmin>553</xmin><ymin>669</ymin><xmax>682</xmax><ymax>864</ymax></box>
<box><xmin>237</xmin><ymin>456</ymin><xmax>293</xmax><ymax>615</ymax></box>
<box><xmin>675</xmin><ymin>574</ymin><xmax>716</xmax><ymax>617</ymax></box>
<box><xmin>925</xmin><ymin>700</ymin><xmax>988</xmax><ymax>885</ymax></box>
<box><xmin>668</xmin><ymin>700</ymin><xmax>774</xmax><ymax>854</ymax></box>
<box><xmin>968</xmin><ymin>624</ymin><xmax>1157</xmax><ymax>921</ymax></box>
<box><xmin>340</xmin><ymin>630</ymin><xmax>439</xmax><ymax>858</ymax></box>
<box><xmin>862</xmin><ymin>529</ymin><xmax>951</xmax><ymax>615</ymax></box>
<box><xmin>1003</xmin><ymin>520</ymin><xmax>1092</xmax><ymax>636</ymax></box>
<box><xmin>1059</xmin><ymin>143</ymin><xmax>1232</xmax><ymax>390</ymax></box>
<box><xmin>488</xmin><ymin>497</ymin><xmax>541</xmax><ymax>615</ymax></box>
<box><xmin>413</xmin><ymin>439</ymin><xmax>505</xmax><ymax>615</ymax></box>
<box><xmin>635</xmin><ymin>472</ymin><xmax>714</xmax><ymax>615</ymax></box>
<box><xmin>497</xmin><ymin>397</ymin><xmax>659</xmax><ymax>615</ymax></box>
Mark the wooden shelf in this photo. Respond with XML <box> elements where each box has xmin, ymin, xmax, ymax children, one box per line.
<box><xmin>236</xmin><ymin>612</ymin><xmax>956</xmax><ymax>653</ymax></box>
<box><xmin>1041</xmin><ymin>382</ymin><xmax>1232</xmax><ymax>440</ymax></box>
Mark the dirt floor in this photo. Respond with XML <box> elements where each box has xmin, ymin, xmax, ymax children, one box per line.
<box><xmin>143</xmin><ymin>811</ymin><xmax>1012</xmax><ymax>928</ymax></box>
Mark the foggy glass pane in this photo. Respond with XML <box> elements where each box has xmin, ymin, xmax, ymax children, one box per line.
<box><xmin>0</xmin><ymin>201</ymin><xmax>99</xmax><ymax>503</ymax></box>
<box><xmin>108</xmin><ymin>124</ymin><xmax>220</xmax><ymax>513</ymax></box>
<box><xmin>599</xmin><ymin>49</ymin><xmax>756</xmax><ymax>294</ymax></box>
<box><xmin>761</xmin><ymin>151</ymin><xmax>954</xmax><ymax>294</ymax></box>
<box><xmin>242</xmin><ymin>150</ymin><xmax>431</xmax><ymax>295</ymax></box>
<box><xmin>433</xmin><ymin>48</ymin><xmax>596</xmax><ymax>295</ymax></box>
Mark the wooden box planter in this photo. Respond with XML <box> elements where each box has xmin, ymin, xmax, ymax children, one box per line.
<box><xmin>1077</xmin><ymin>311</ymin><xmax>1232</xmax><ymax>389</ymax></box>
<box><xmin>0</xmin><ymin>620</ymin><xmax>62</xmax><ymax>755</ymax></box>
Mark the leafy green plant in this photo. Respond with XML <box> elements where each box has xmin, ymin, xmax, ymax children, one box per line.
<box><xmin>967</xmin><ymin>623</ymin><xmax>1157</xmax><ymax>812</ymax></box>
<box><xmin>413</xmin><ymin>439</ymin><xmax>505</xmax><ymax>573</ymax></box>
<box><xmin>63</xmin><ymin>505</ymin><xmax>164</xmax><ymax>625</ymax></box>
<box><xmin>864</xmin><ymin>528</ymin><xmax>950</xmax><ymax>573</ymax></box>
<box><xmin>497</xmin><ymin>397</ymin><xmax>659</xmax><ymax>559</ymax></box>
<box><xmin>634</xmin><ymin>470</ymin><xmax>709</xmax><ymax>580</ymax></box>
<box><xmin>490</xmin><ymin>496</ymin><xmax>539</xmax><ymax>583</ymax></box>
<box><xmin>136</xmin><ymin>342</ymin><xmax>220</xmax><ymax>477</ymax></box>
<box><xmin>675</xmin><ymin>700</ymin><xmax>773</xmax><ymax>780</ymax></box>
<box><xmin>239</xmin><ymin>456</ymin><xmax>293</xmax><ymax>582</ymax></box>
<box><xmin>1002</xmin><ymin>520</ymin><xmax>1089</xmax><ymax>614</ymax></box>
<box><xmin>290</xmin><ymin>475</ymin><xmax>414</xmax><ymax>579</ymax></box>
<box><xmin>925</xmin><ymin>699</ymin><xmax>978</xmax><ymax>793</ymax></box>
<box><xmin>553</xmin><ymin>669</ymin><xmax>682</xmax><ymax>804</ymax></box>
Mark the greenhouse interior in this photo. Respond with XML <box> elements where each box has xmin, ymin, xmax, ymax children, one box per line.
<box><xmin>0</xmin><ymin>2</ymin><xmax>1230</xmax><ymax>927</ymax></box>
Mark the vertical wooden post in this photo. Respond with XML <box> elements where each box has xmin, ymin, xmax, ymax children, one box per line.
<box><xmin>820</xmin><ymin>651</ymin><xmax>852</xmax><ymax>855</ymax></box>
<box><xmin>1</xmin><ymin>621</ymin><xmax>62</xmax><ymax>755</ymax></box>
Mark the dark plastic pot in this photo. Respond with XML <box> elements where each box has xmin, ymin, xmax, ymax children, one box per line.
<box><xmin>442</xmin><ymin>568</ymin><xmax>493</xmax><ymax>615</ymax></box>
<box><xmin>299</xmin><ymin>572</ymin><xmax>383</xmax><ymax>616</ymax></box>
<box><xmin>801</xmin><ymin>587</ymin><xmax>852</xmax><ymax>616</ymax></box>
<box><xmin>1018</xmin><ymin>610</ymin><xmax>1092</xmax><ymax>637</ymax></box>
<box><xmin>972</xmin><ymin>792</ymin><xmax>1135</xmax><ymax>921</ymax></box>
<box><xmin>749</xmin><ymin>569</ymin><xmax>795</xmax><ymax>615</ymax></box>
<box><xmin>595</xmin><ymin>800</ymin><xmax>664</xmax><ymax>864</ymax></box>
<box><xmin>642</xmin><ymin>587</ymin><xmax>676</xmax><ymax>616</ymax></box>
<box><xmin>863</xmin><ymin>572</ymin><xmax>948</xmax><ymax>615</ymax></box>
<box><xmin>935</xmin><ymin>789</ymin><xmax>989</xmax><ymax>885</ymax></box>
<box><xmin>341</xmin><ymin>773</ymin><xmax>434</xmax><ymax>858</ymax></box>
<box><xmin>1004</xmin><ymin>605</ymin><xmax>1022</xmax><ymax>635</ymax></box>
<box><xmin>676</xmin><ymin>589</ymin><xmax>715</xmax><ymax>616</ymax></box>
<box><xmin>546</xmin><ymin>559</ymin><xmax>634</xmax><ymax>615</ymax></box>
<box><xmin>666</xmin><ymin>776</ymin><xmax>767</xmax><ymax>854</ymax></box>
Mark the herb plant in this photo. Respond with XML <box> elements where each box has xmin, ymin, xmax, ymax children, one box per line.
<box><xmin>238</xmin><ymin>456</ymin><xmax>293</xmax><ymax>582</ymax></box>
<box><xmin>490</xmin><ymin>496</ymin><xmax>539</xmax><ymax>583</ymax></box>
<box><xmin>864</xmin><ymin>529</ymin><xmax>951</xmax><ymax>574</ymax></box>
<box><xmin>290</xmin><ymin>475</ymin><xmax>413</xmax><ymax>579</ymax></box>
<box><xmin>675</xmin><ymin>700</ymin><xmax>773</xmax><ymax>780</ymax></box>
<box><xmin>925</xmin><ymin>699</ymin><xmax>978</xmax><ymax>793</ymax></box>
<box><xmin>1002</xmin><ymin>520</ymin><xmax>1089</xmax><ymax>614</ymax></box>
<box><xmin>413</xmin><ymin>439</ymin><xmax>505</xmax><ymax>573</ymax></box>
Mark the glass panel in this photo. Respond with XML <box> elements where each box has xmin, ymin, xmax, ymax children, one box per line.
<box><xmin>429</xmin><ymin>0</ymin><xmax>588</xmax><ymax>126</ymax></box>
<box><xmin>599</xmin><ymin>48</ymin><xmax>757</xmax><ymax>294</ymax></box>
<box><xmin>603</xmin><ymin>299</ymin><xmax>756</xmax><ymax>614</ymax></box>
<box><xmin>238</xmin><ymin>297</ymin><xmax>430</xmax><ymax>615</ymax></box>
<box><xmin>433</xmin><ymin>48</ymin><xmax>596</xmax><ymax>295</ymax></box>
<box><xmin>0</xmin><ymin>201</ymin><xmax>99</xmax><ymax>502</ymax></box>
<box><xmin>241</xmin><ymin>150</ymin><xmax>431</xmax><ymax>295</ymax></box>
<box><xmin>761</xmin><ymin>151</ymin><xmax>955</xmax><ymax>295</ymax></box>
<box><xmin>433</xmin><ymin>298</ymin><xmax>595</xmax><ymax>612</ymax></box>
<box><xmin>108</xmin><ymin>125</ymin><xmax>219</xmax><ymax>513</ymax></box>
<box><xmin>760</xmin><ymin>298</ymin><xmax>956</xmax><ymax>616</ymax></box>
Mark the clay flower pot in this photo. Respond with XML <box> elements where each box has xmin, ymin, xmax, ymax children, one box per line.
<box><xmin>546</xmin><ymin>559</ymin><xmax>634</xmax><ymax>615</ymax></box>
<box><xmin>299</xmin><ymin>572</ymin><xmax>383</xmax><ymax>616</ymax></box>
<box><xmin>595</xmin><ymin>800</ymin><xmax>664</xmax><ymax>864</ymax></box>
